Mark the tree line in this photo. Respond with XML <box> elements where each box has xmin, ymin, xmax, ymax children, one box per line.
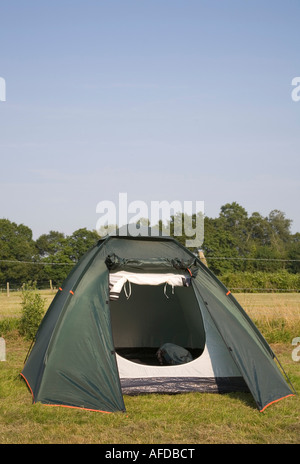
<box><xmin>0</xmin><ymin>202</ymin><xmax>299</xmax><ymax>289</ymax></box>
<box><xmin>177</xmin><ymin>202</ymin><xmax>300</xmax><ymax>275</ymax></box>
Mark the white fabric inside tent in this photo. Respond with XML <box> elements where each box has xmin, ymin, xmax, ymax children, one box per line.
<box><xmin>108</xmin><ymin>271</ymin><xmax>241</xmax><ymax>383</ymax></box>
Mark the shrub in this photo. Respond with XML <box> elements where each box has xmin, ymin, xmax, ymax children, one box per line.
<box><xmin>0</xmin><ymin>317</ymin><xmax>20</xmax><ymax>336</ymax></box>
<box><xmin>19</xmin><ymin>282</ymin><xmax>45</xmax><ymax>341</ymax></box>
<box><xmin>221</xmin><ymin>270</ymin><xmax>300</xmax><ymax>293</ymax></box>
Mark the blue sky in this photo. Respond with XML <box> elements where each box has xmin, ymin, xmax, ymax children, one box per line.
<box><xmin>0</xmin><ymin>0</ymin><xmax>300</xmax><ymax>238</ymax></box>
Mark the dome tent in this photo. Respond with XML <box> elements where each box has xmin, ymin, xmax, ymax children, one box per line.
<box><xmin>21</xmin><ymin>234</ymin><xmax>295</xmax><ymax>413</ymax></box>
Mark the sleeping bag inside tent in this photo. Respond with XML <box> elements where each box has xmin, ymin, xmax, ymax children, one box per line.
<box><xmin>20</xmin><ymin>235</ymin><xmax>295</xmax><ymax>413</ymax></box>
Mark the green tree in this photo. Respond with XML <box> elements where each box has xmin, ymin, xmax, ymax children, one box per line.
<box><xmin>202</xmin><ymin>204</ymin><xmax>294</xmax><ymax>274</ymax></box>
<box><xmin>219</xmin><ymin>202</ymin><xmax>249</xmax><ymax>258</ymax></box>
<box><xmin>286</xmin><ymin>232</ymin><xmax>300</xmax><ymax>273</ymax></box>
<box><xmin>219</xmin><ymin>202</ymin><xmax>248</xmax><ymax>230</ymax></box>
<box><xmin>65</xmin><ymin>228</ymin><xmax>99</xmax><ymax>262</ymax></box>
<box><xmin>0</xmin><ymin>219</ymin><xmax>38</xmax><ymax>285</ymax></box>
<box><xmin>202</xmin><ymin>217</ymin><xmax>239</xmax><ymax>275</ymax></box>
<box><xmin>36</xmin><ymin>231</ymin><xmax>66</xmax><ymax>257</ymax></box>
<box><xmin>268</xmin><ymin>209</ymin><xmax>292</xmax><ymax>252</ymax></box>
<box><xmin>37</xmin><ymin>228</ymin><xmax>98</xmax><ymax>286</ymax></box>
<box><xmin>246</xmin><ymin>212</ymin><xmax>272</xmax><ymax>246</ymax></box>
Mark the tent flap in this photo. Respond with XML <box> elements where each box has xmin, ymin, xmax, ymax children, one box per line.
<box><xmin>193</xmin><ymin>277</ymin><xmax>294</xmax><ymax>411</ymax></box>
<box><xmin>109</xmin><ymin>270</ymin><xmax>191</xmax><ymax>301</ymax></box>
<box><xmin>22</xmin><ymin>257</ymin><xmax>125</xmax><ymax>413</ymax></box>
<box><xmin>105</xmin><ymin>253</ymin><xmax>198</xmax><ymax>274</ymax></box>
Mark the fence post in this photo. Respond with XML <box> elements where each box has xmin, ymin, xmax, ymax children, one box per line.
<box><xmin>6</xmin><ymin>282</ymin><xmax>9</xmax><ymax>298</ymax></box>
<box><xmin>198</xmin><ymin>250</ymin><xmax>208</xmax><ymax>267</ymax></box>
<box><xmin>0</xmin><ymin>337</ymin><xmax>6</xmax><ymax>361</ymax></box>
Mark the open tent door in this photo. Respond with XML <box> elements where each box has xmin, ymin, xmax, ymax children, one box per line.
<box><xmin>21</xmin><ymin>259</ymin><xmax>125</xmax><ymax>413</ymax></box>
<box><xmin>108</xmin><ymin>268</ymin><xmax>249</xmax><ymax>396</ymax></box>
<box><xmin>109</xmin><ymin>269</ymin><xmax>206</xmax><ymax>366</ymax></box>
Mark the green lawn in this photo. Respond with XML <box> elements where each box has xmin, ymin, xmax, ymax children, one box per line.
<box><xmin>0</xmin><ymin>292</ymin><xmax>299</xmax><ymax>444</ymax></box>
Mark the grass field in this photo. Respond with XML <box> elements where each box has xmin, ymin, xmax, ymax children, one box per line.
<box><xmin>0</xmin><ymin>290</ymin><xmax>299</xmax><ymax>444</ymax></box>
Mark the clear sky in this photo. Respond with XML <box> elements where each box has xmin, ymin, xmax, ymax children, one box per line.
<box><xmin>0</xmin><ymin>0</ymin><xmax>299</xmax><ymax>238</ymax></box>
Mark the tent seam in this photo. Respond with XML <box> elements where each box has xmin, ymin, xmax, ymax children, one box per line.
<box><xmin>259</xmin><ymin>394</ymin><xmax>295</xmax><ymax>412</ymax></box>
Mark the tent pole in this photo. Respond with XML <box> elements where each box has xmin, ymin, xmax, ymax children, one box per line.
<box><xmin>274</xmin><ymin>353</ymin><xmax>297</xmax><ymax>395</ymax></box>
<box><xmin>23</xmin><ymin>339</ymin><xmax>34</xmax><ymax>364</ymax></box>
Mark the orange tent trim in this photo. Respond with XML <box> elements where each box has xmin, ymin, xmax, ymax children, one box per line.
<box><xmin>20</xmin><ymin>373</ymin><xmax>113</xmax><ymax>414</ymax></box>
<box><xmin>259</xmin><ymin>393</ymin><xmax>295</xmax><ymax>412</ymax></box>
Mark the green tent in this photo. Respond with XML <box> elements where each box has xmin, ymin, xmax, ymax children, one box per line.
<box><xmin>21</xmin><ymin>234</ymin><xmax>295</xmax><ymax>413</ymax></box>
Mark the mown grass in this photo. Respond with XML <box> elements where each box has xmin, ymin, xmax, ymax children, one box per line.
<box><xmin>0</xmin><ymin>291</ymin><xmax>299</xmax><ymax>444</ymax></box>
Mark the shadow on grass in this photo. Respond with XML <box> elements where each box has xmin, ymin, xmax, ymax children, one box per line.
<box><xmin>226</xmin><ymin>392</ymin><xmax>258</xmax><ymax>410</ymax></box>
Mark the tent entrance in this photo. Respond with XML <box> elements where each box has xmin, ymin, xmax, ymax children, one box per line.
<box><xmin>109</xmin><ymin>277</ymin><xmax>206</xmax><ymax>367</ymax></box>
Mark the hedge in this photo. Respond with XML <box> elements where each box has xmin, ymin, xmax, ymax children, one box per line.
<box><xmin>220</xmin><ymin>270</ymin><xmax>300</xmax><ymax>293</ymax></box>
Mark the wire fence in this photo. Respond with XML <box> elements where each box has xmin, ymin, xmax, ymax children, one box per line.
<box><xmin>228</xmin><ymin>288</ymin><xmax>300</xmax><ymax>293</ymax></box>
<box><xmin>0</xmin><ymin>259</ymin><xmax>75</xmax><ymax>266</ymax></box>
<box><xmin>0</xmin><ymin>281</ymin><xmax>58</xmax><ymax>293</ymax></box>
<box><xmin>0</xmin><ymin>256</ymin><xmax>299</xmax><ymax>293</ymax></box>
<box><xmin>1</xmin><ymin>285</ymin><xmax>299</xmax><ymax>294</ymax></box>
